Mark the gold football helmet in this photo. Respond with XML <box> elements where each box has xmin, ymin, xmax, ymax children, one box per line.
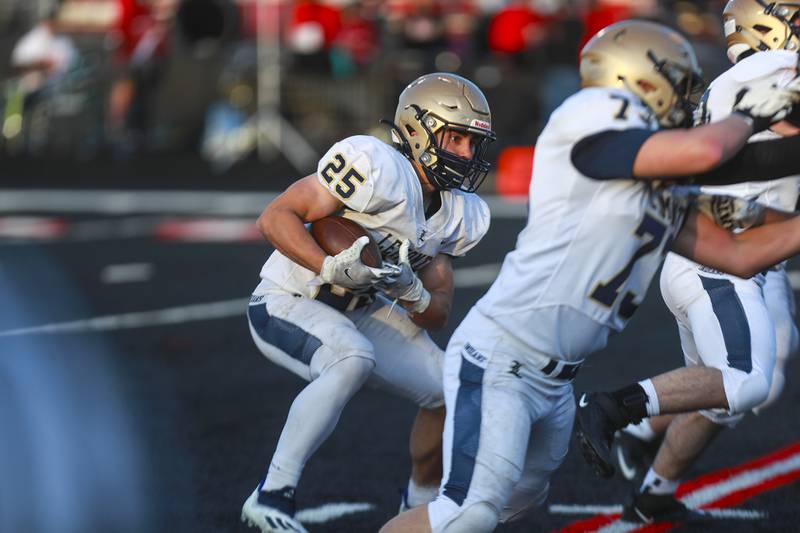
<box><xmin>723</xmin><ymin>0</ymin><xmax>800</xmax><ymax>62</ymax></box>
<box><xmin>386</xmin><ymin>73</ymin><xmax>496</xmax><ymax>193</ymax></box>
<box><xmin>580</xmin><ymin>20</ymin><xmax>705</xmax><ymax>128</ymax></box>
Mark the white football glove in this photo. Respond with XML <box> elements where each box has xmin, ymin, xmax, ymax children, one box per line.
<box><xmin>319</xmin><ymin>236</ymin><xmax>397</xmax><ymax>290</ymax></box>
<box><xmin>732</xmin><ymin>75</ymin><xmax>800</xmax><ymax>132</ymax></box>
<box><xmin>376</xmin><ymin>239</ymin><xmax>431</xmax><ymax>314</ymax></box>
<box><xmin>694</xmin><ymin>193</ymin><xmax>766</xmax><ymax>231</ymax></box>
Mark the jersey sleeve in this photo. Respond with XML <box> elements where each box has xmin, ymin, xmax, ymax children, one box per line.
<box><xmin>440</xmin><ymin>194</ymin><xmax>490</xmax><ymax>257</ymax></box>
<box><xmin>557</xmin><ymin>88</ymin><xmax>656</xmax><ymax>180</ymax></box>
<box><xmin>552</xmin><ymin>88</ymin><xmax>654</xmax><ymax>142</ymax></box>
<box><xmin>316</xmin><ymin>137</ymin><xmax>381</xmax><ymax>213</ymax></box>
<box><xmin>701</xmin><ymin>50</ymin><xmax>798</xmax><ymax>128</ymax></box>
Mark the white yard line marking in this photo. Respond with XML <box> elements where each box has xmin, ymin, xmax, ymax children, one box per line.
<box><xmin>0</xmin><ymin>189</ymin><xmax>529</xmax><ymax>218</ymax></box>
<box><xmin>594</xmin><ymin>521</ymin><xmax>644</xmax><ymax>533</ymax></box>
<box><xmin>100</xmin><ymin>263</ymin><xmax>154</xmax><ymax>284</ymax></box>
<box><xmin>295</xmin><ymin>502</ymin><xmax>375</xmax><ymax>524</ymax></box>
<box><xmin>549</xmin><ymin>505</ymin><xmax>622</xmax><ymax>515</ymax></box>
<box><xmin>0</xmin><ymin>263</ymin><xmax>505</xmax><ymax>336</ymax></box>
<box><xmin>0</xmin><ymin>298</ymin><xmax>246</xmax><ymax>337</ymax></box>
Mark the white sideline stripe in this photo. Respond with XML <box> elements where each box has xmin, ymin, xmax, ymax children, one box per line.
<box><xmin>0</xmin><ymin>216</ymin><xmax>63</xmax><ymax>238</ymax></box>
<box><xmin>682</xmin><ymin>453</ymin><xmax>800</xmax><ymax>509</ymax></box>
<box><xmin>548</xmin><ymin>504</ymin><xmax>766</xmax><ymax>520</ymax></box>
<box><xmin>295</xmin><ymin>502</ymin><xmax>375</xmax><ymax>524</ymax></box>
<box><xmin>0</xmin><ymin>189</ymin><xmax>529</xmax><ymax>218</ymax></box>
<box><xmin>0</xmin><ymin>263</ymin><xmax>504</xmax><ymax>337</ymax></box>
<box><xmin>584</xmin><ymin>450</ymin><xmax>800</xmax><ymax>532</ymax></box>
<box><xmin>592</xmin><ymin>508</ymin><xmax>768</xmax><ymax>533</ymax></box>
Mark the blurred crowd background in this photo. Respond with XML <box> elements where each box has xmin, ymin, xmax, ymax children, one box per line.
<box><xmin>1</xmin><ymin>0</ymin><xmax>732</xmax><ymax>189</ymax></box>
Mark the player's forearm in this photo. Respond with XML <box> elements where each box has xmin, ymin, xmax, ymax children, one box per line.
<box><xmin>727</xmin><ymin>214</ymin><xmax>800</xmax><ymax>278</ymax></box>
<box><xmin>692</xmin><ymin>214</ymin><xmax>800</xmax><ymax>278</ymax></box>
<box><xmin>404</xmin><ymin>290</ymin><xmax>451</xmax><ymax>331</ymax></box>
<box><xmin>258</xmin><ymin>206</ymin><xmax>328</xmax><ymax>274</ymax></box>
<box><xmin>634</xmin><ymin>116</ymin><xmax>751</xmax><ymax>178</ymax></box>
<box><xmin>693</xmin><ymin>134</ymin><xmax>800</xmax><ymax>185</ymax></box>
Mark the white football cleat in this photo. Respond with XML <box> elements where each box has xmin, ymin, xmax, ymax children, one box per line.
<box><xmin>241</xmin><ymin>487</ymin><xmax>308</xmax><ymax>533</ymax></box>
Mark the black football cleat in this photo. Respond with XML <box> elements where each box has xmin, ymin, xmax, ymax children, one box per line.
<box><xmin>621</xmin><ymin>491</ymin><xmax>713</xmax><ymax>525</ymax></box>
<box><xmin>575</xmin><ymin>392</ymin><xmax>628</xmax><ymax>478</ymax></box>
<box><xmin>612</xmin><ymin>430</ymin><xmax>660</xmax><ymax>486</ymax></box>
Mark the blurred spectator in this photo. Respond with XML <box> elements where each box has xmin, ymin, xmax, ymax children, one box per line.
<box><xmin>536</xmin><ymin>6</ymin><xmax>583</xmax><ymax>126</ymax></box>
<box><xmin>287</xmin><ymin>0</ymin><xmax>342</xmax><ymax>72</ymax></box>
<box><xmin>11</xmin><ymin>7</ymin><xmax>78</xmax><ymax>93</ymax></box>
<box><xmin>5</xmin><ymin>5</ymin><xmax>79</xmax><ymax>154</ymax></box>
<box><xmin>330</xmin><ymin>2</ymin><xmax>379</xmax><ymax>77</ymax></box>
<box><xmin>441</xmin><ymin>0</ymin><xmax>479</xmax><ymax>66</ymax></box>
<box><xmin>107</xmin><ymin>0</ymin><xmax>174</xmax><ymax>155</ymax></box>
<box><xmin>487</xmin><ymin>0</ymin><xmax>551</xmax><ymax>57</ymax></box>
<box><xmin>393</xmin><ymin>0</ymin><xmax>446</xmax><ymax>51</ymax></box>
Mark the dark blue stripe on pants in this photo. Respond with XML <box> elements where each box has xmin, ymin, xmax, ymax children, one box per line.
<box><xmin>699</xmin><ymin>276</ymin><xmax>752</xmax><ymax>373</ymax></box>
<box><xmin>248</xmin><ymin>304</ymin><xmax>322</xmax><ymax>365</ymax></box>
<box><xmin>443</xmin><ymin>355</ymin><xmax>485</xmax><ymax>506</ymax></box>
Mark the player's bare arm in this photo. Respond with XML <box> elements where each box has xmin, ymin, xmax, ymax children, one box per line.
<box><xmin>257</xmin><ymin>175</ymin><xmax>344</xmax><ymax>273</ymax></box>
<box><xmin>633</xmin><ymin>74</ymin><xmax>800</xmax><ymax>179</ymax></box>
<box><xmin>632</xmin><ymin>115</ymin><xmax>752</xmax><ymax>178</ymax></box>
<box><xmin>671</xmin><ymin>206</ymin><xmax>800</xmax><ymax>278</ymax></box>
<box><xmin>402</xmin><ymin>253</ymin><xmax>454</xmax><ymax>331</ymax></box>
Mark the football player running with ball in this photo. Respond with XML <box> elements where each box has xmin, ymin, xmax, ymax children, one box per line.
<box><xmin>241</xmin><ymin>73</ymin><xmax>495</xmax><ymax>533</ymax></box>
<box><xmin>383</xmin><ymin>20</ymin><xmax>800</xmax><ymax>533</ymax></box>
<box><xmin>590</xmin><ymin>0</ymin><xmax>800</xmax><ymax>523</ymax></box>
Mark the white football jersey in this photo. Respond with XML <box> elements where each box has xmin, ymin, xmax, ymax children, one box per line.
<box><xmin>476</xmin><ymin>87</ymin><xmax>689</xmax><ymax>361</ymax></box>
<box><xmin>256</xmin><ymin>135</ymin><xmax>490</xmax><ymax>298</ymax></box>
<box><xmin>667</xmin><ymin>51</ymin><xmax>800</xmax><ymax>278</ymax></box>
<box><xmin>693</xmin><ymin>50</ymin><xmax>800</xmax><ymax>211</ymax></box>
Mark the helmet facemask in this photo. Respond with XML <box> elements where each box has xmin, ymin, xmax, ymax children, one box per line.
<box><xmin>724</xmin><ymin>0</ymin><xmax>800</xmax><ymax>62</ymax></box>
<box><xmin>404</xmin><ymin>105</ymin><xmax>495</xmax><ymax>193</ymax></box>
<box><xmin>388</xmin><ymin>72</ymin><xmax>496</xmax><ymax>194</ymax></box>
<box><xmin>646</xmin><ymin>50</ymin><xmax>706</xmax><ymax>128</ymax></box>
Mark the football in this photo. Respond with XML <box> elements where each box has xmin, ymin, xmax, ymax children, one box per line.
<box><xmin>310</xmin><ymin>215</ymin><xmax>383</xmax><ymax>268</ymax></box>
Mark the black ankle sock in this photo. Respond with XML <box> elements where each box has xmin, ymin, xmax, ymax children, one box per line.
<box><xmin>610</xmin><ymin>384</ymin><xmax>648</xmax><ymax>425</ymax></box>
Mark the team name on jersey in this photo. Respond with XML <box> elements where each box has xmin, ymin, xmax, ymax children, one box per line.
<box><xmin>375</xmin><ymin>233</ymin><xmax>433</xmax><ymax>271</ymax></box>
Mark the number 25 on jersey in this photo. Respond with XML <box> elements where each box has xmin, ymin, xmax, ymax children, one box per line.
<box><xmin>320</xmin><ymin>154</ymin><xmax>366</xmax><ymax>200</ymax></box>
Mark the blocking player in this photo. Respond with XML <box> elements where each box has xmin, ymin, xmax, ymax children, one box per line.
<box><xmin>590</xmin><ymin>0</ymin><xmax>800</xmax><ymax>522</ymax></box>
<box><xmin>240</xmin><ymin>73</ymin><xmax>495</xmax><ymax>533</ymax></box>
<box><xmin>381</xmin><ymin>20</ymin><xmax>800</xmax><ymax>533</ymax></box>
